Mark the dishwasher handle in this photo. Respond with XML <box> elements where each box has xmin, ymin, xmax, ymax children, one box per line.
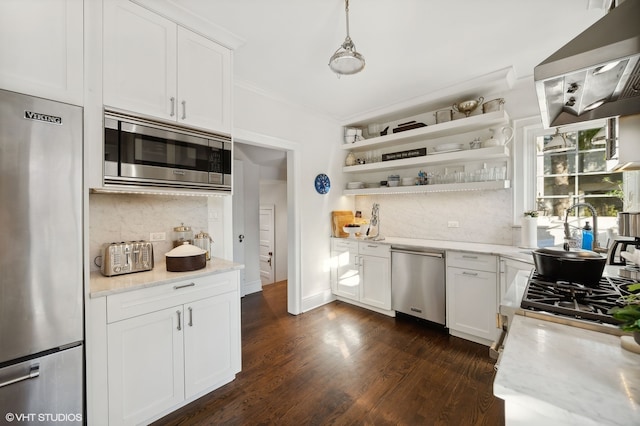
<box><xmin>391</xmin><ymin>248</ymin><xmax>443</xmax><ymax>258</ymax></box>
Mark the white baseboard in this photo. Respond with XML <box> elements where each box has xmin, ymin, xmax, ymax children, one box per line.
<box><xmin>301</xmin><ymin>288</ymin><xmax>335</xmax><ymax>312</ymax></box>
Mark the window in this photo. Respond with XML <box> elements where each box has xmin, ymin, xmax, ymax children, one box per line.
<box><xmin>535</xmin><ymin>124</ymin><xmax>623</xmax><ymax>223</ymax></box>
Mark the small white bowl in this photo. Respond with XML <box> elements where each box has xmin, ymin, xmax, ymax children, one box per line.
<box><xmin>388</xmin><ymin>181</ymin><xmax>399</xmax><ymax>187</ymax></box>
<box><xmin>402</xmin><ymin>177</ymin><xmax>415</xmax><ymax>186</ymax></box>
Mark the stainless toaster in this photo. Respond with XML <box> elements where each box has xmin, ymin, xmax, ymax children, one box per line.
<box><xmin>101</xmin><ymin>241</ymin><xmax>154</xmax><ymax>277</ymax></box>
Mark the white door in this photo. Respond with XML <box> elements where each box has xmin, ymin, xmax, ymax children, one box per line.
<box><xmin>184</xmin><ymin>292</ymin><xmax>240</xmax><ymax>398</ymax></box>
<box><xmin>177</xmin><ymin>26</ymin><xmax>231</xmax><ymax>133</ymax></box>
<box><xmin>107</xmin><ymin>306</ymin><xmax>185</xmax><ymax>425</ymax></box>
<box><xmin>259</xmin><ymin>205</ymin><xmax>275</xmax><ymax>285</ymax></box>
<box><xmin>0</xmin><ymin>0</ymin><xmax>83</xmax><ymax>105</ymax></box>
<box><xmin>232</xmin><ymin>160</ymin><xmax>246</xmax><ymax>293</ymax></box>
<box><xmin>103</xmin><ymin>0</ymin><xmax>177</xmax><ymax>120</ymax></box>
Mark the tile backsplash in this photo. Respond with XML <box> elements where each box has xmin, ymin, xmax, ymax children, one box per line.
<box><xmin>89</xmin><ymin>193</ymin><xmax>209</xmax><ymax>272</ymax></box>
<box><xmin>354</xmin><ymin>190</ymin><xmax>512</xmax><ymax>245</ymax></box>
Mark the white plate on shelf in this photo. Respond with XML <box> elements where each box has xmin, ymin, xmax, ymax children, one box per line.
<box><xmin>434</xmin><ymin>143</ymin><xmax>464</xmax><ymax>152</ymax></box>
<box><xmin>346</xmin><ymin>181</ymin><xmax>364</xmax><ymax>189</ymax></box>
<box><xmin>429</xmin><ymin>148</ymin><xmax>463</xmax><ymax>155</ymax></box>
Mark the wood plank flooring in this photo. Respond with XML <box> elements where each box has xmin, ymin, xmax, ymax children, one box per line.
<box><xmin>153</xmin><ymin>281</ymin><xmax>504</xmax><ymax>425</ymax></box>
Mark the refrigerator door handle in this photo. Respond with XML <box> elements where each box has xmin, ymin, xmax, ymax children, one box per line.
<box><xmin>0</xmin><ymin>364</ymin><xmax>39</xmax><ymax>389</ymax></box>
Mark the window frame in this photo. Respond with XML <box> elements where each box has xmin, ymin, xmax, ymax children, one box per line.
<box><xmin>515</xmin><ymin>116</ymin><xmax>610</xmax><ymax>226</ymax></box>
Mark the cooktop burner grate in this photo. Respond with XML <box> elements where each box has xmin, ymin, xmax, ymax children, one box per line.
<box><xmin>520</xmin><ymin>271</ymin><xmax>637</xmax><ymax>325</ymax></box>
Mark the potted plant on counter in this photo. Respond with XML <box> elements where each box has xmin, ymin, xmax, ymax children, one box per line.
<box><xmin>610</xmin><ymin>283</ymin><xmax>640</xmax><ymax>351</ymax></box>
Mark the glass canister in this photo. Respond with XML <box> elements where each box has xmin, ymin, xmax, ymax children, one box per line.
<box><xmin>193</xmin><ymin>231</ymin><xmax>213</xmax><ymax>260</ymax></box>
<box><xmin>173</xmin><ymin>223</ymin><xmax>193</xmax><ymax>248</ymax></box>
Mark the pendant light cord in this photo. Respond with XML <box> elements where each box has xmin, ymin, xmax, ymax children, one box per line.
<box><xmin>345</xmin><ymin>0</ymin><xmax>351</xmax><ymax>38</ymax></box>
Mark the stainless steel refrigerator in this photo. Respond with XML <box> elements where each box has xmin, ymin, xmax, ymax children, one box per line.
<box><xmin>0</xmin><ymin>89</ymin><xmax>84</xmax><ymax>421</ymax></box>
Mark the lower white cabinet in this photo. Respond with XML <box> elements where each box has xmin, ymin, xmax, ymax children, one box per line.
<box><xmin>446</xmin><ymin>251</ymin><xmax>499</xmax><ymax>345</ymax></box>
<box><xmin>330</xmin><ymin>239</ymin><xmax>392</xmax><ymax>314</ymax></box>
<box><xmin>359</xmin><ymin>243</ymin><xmax>391</xmax><ymax>310</ymax></box>
<box><xmin>499</xmin><ymin>256</ymin><xmax>534</xmax><ymax>300</ymax></box>
<box><xmin>90</xmin><ymin>270</ymin><xmax>241</xmax><ymax>425</ymax></box>
<box><xmin>107</xmin><ymin>306</ymin><xmax>185</xmax><ymax>424</ymax></box>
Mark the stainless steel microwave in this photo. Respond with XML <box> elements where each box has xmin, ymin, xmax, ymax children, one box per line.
<box><xmin>104</xmin><ymin>111</ymin><xmax>232</xmax><ymax>192</ymax></box>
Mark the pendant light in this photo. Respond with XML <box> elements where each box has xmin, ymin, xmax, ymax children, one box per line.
<box><xmin>328</xmin><ymin>0</ymin><xmax>365</xmax><ymax>76</ymax></box>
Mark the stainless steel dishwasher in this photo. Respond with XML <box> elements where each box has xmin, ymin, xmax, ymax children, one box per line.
<box><xmin>391</xmin><ymin>245</ymin><xmax>446</xmax><ymax>325</ymax></box>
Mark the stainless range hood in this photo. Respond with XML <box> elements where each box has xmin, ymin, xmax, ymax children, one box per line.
<box><xmin>534</xmin><ymin>0</ymin><xmax>640</xmax><ymax>128</ymax></box>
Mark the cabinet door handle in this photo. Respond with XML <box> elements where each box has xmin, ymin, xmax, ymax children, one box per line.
<box><xmin>0</xmin><ymin>364</ymin><xmax>39</xmax><ymax>389</ymax></box>
<box><xmin>181</xmin><ymin>100</ymin><xmax>187</xmax><ymax>120</ymax></box>
<box><xmin>176</xmin><ymin>310</ymin><xmax>182</xmax><ymax>331</ymax></box>
<box><xmin>174</xmin><ymin>282</ymin><xmax>195</xmax><ymax>290</ymax></box>
<box><xmin>170</xmin><ymin>97</ymin><xmax>175</xmax><ymax>117</ymax></box>
<box><xmin>188</xmin><ymin>307</ymin><xmax>193</xmax><ymax>327</ymax></box>
<box><xmin>462</xmin><ymin>271</ymin><xmax>478</xmax><ymax>276</ymax></box>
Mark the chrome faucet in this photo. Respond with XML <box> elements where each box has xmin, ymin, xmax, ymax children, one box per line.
<box><xmin>563</xmin><ymin>202</ymin><xmax>605</xmax><ymax>252</ymax></box>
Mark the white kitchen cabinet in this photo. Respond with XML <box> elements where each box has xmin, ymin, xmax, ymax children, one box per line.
<box><xmin>0</xmin><ymin>0</ymin><xmax>83</xmax><ymax>105</ymax></box>
<box><xmin>103</xmin><ymin>0</ymin><xmax>231</xmax><ymax>134</ymax></box>
<box><xmin>446</xmin><ymin>251</ymin><xmax>499</xmax><ymax>345</ymax></box>
<box><xmin>107</xmin><ymin>306</ymin><xmax>185</xmax><ymax>425</ymax></box>
<box><xmin>330</xmin><ymin>239</ymin><xmax>360</xmax><ymax>301</ymax></box>
<box><xmin>184</xmin><ymin>292</ymin><xmax>240</xmax><ymax>397</ymax></box>
<box><xmin>499</xmin><ymin>256</ymin><xmax>534</xmax><ymax>300</ymax></box>
<box><xmin>95</xmin><ymin>270</ymin><xmax>241</xmax><ymax>425</ymax></box>
<box><xmin>359</xmin><ymin>243</ymin><xmax>392</xmax><ymax>310</ymax></box>
<box><xmin>330</xmin><ymin>239</ymin><xmax>392</xmax><ymax>315</ymax></box>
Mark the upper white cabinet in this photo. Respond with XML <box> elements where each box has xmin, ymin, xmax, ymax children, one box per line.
<box><xmin>103</xmin><ymin>0</ymin><xmax>231</xmax><ymax>134</ymax></box>
<box><xmin>0</xmin><ymin>0</ymin><xmax>83</xmax><ymax>105</ymax></box>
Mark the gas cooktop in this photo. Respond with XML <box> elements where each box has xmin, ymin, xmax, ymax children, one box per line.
<box><xmin>519</xmin><ymin>271</ymin><xmax>639</xmax><ymax>335</ymax></box>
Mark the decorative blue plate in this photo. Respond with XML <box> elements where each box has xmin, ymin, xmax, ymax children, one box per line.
<box><xmin>314</xmin><ymin>173</ymin><xmax>330</xmax><ymax>194</ymax></box>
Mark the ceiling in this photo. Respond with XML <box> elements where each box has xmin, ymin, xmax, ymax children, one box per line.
<box><xmin>153</xmin><ymin>0</ymin><xmax>606</xmax><ymax>123</ymax></box>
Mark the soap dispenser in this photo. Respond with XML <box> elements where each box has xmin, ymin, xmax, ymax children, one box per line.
<box><xmin>581</xmin><ymin>221</ymin><xmax>593</xmax><ymax>250</ymax></box>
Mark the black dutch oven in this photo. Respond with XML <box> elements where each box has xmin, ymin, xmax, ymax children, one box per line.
<box><xmin>532</xmin><ymin>247</ymin><xmax>606</xmax><ymax>287</ymax></box>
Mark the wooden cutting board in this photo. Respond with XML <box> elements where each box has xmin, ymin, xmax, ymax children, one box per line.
<box><xmin>332</xmin><ymin>211</ymin><xmax>354</xmax><ymax>238</ymax></box>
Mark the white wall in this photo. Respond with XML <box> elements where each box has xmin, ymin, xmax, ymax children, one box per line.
<box><xmin>260</xmin><ymin>181</ymin><xmax>288</xmax><ymax>282</ymax></box>
<box><xmin>234</xmin><ymin>83</ymin><xmax>350</xmax><ymax>310</ymax></box>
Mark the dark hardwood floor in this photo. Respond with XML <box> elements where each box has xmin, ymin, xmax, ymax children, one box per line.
<box><xmin>153</xmin><ymin>281</ymin><xmax>504</xmax><ymax>425</ymax></box>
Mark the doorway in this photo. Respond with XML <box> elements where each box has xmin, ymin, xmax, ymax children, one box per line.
<box><xmin>233</xmin><ymin>138</ymin><xmax>292</xmax><ymax>306</ymax></box>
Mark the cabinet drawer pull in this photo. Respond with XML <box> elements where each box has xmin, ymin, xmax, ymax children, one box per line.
<box><xmin>0</xmin><ymin>364</ymin><xmax>39</xmax><ymax>389</ymax></box>
<box><xmin>366</xmin><ymin>245</ymin><xmax>379</xmax><ymax>248</ymax></box>
<box><xmin>170</xmin><ymin>97</ymin><xmax>175</xmax><ymax>117</ymax></box>
<box><xmin>462</xmin><ymin>271</ymin><xmax>478</xmax><ymax>276</ymax></box>
<box><xmin>177</xmin><ymin>310</ymin><xmax>182</xmax><ymax>331</ymax></box>
<box><xmin>188</xmin><ymin>307</ymin><xmax>193</xmax><ymax>327</ymax></box>
<box><xmin>462</xmin><ymin>255</ymin><xmax>478</xmax><ymax>259</ymax></box>
<box><xmin>174</xmin><ymin>282</ymin><xmax>195</xmax><ymax>290</ymax></box>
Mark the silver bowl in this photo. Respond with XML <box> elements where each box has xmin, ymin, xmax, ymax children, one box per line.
<box><xmin>453</xmin><ymin>97</ymin><xmax>484</xmax><ymax>117</ymax></box>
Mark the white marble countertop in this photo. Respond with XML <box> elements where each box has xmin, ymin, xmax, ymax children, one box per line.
<box><xmin>333</xmin><ymin>236</ymin><xmax>536</xmax><ymax>263</ymax></box>
<box><xmin>90</xmin><ymin>257</ymin><xmax>244</xmax><ymax>298</ymax></box>
<box><xmin>494</xmin><ymin>315</ymin><xmax>640</xmax><ymax>425</ymax></box>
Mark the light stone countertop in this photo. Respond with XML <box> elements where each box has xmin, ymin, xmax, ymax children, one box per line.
<box><xmin>494</xmin><ymin>315</ymin><xmax>640</xmax><ymax>425</ymax></box>
<box><xmin>90</xmin><ymin>257</ymin><xmax>244</xmax><ymax>298</ymax></box>
<box><xmin>334</xmin><ymin>236</ymin><xmax>536</xmax><ymax>263</ymax></box>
